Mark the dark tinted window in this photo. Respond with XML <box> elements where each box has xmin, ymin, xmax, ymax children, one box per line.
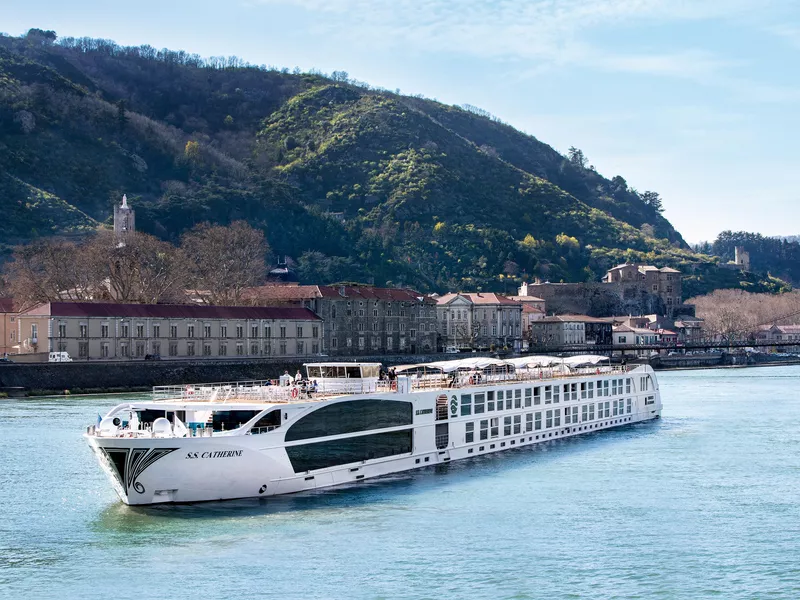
<box><xmin>211</xmin><ymin>410</ymin><xmax>260</xmax><ymax>431</ymax></box>
<box><xmin>286</xmin><ymin>430</ymin><xmax>413</xmax><ymax>472</ymax></box>
<box><xmin>285</xmin><ymin>400</ymin><xmax>412</xmax><ymax>442</ymax></box>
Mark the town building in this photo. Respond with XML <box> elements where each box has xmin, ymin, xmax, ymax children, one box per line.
<box><xmin>673</xmin><ymin>314</ymin><xmax>705</xmax><ymax>342</ymax></box>
<box><xmin>245</xmin><ymin>284</ymin><xmax>438</xmax><ymax>355</ymax></box>
<box><xmin>603</xmin><ymin>264</ymin><xmax>682</xmax><ymax>313</ymax></box>
<box><xmin>756</xmin><ymin>324</ymin><xmax>800</xmax><ymax>352</ymax></box>
<box><xmin>613</xmin><ymin>325</ymin><xmax>660</xmax><ymax>356</ymax></box>
<box><xmin>14</xmin><ymin>302</ymin><xmax>321</xmax><ymax>360</ymax></box>
<box><xmin>0</xmin><ymin>298</ymin><xmax>18</xmax><ymax>356</ymax></box>
<box><xmin>529</xmin><ymin>315</ymin><xmax>587</xmax><ymax>347</ymax></box>
<box><xmin>435</xmin><ymin>293</ymin><xmax>523</xmax><ymax>352</ymax></box>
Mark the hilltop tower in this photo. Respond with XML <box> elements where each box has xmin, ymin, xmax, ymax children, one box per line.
<box><xmin>734</xmin><ymin>246</ymin><xmax>750</xmax><ymax>271</ymax></box>
<box><xmin>113</xmin><ymin>194</ymin><xmax>135</xmax><ymax>237</ymax></box>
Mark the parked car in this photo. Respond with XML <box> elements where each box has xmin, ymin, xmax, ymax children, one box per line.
<box><xmin>444</xmin><ymin>346</ymin><xmax>460</xmax><ymax>354</ymax></box>
<box><xmin>48</xmin><ymin>352</ymin><xmax>73</xmax><ymax>362</ymax></box>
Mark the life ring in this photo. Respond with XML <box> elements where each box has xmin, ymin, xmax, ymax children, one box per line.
<box><xmin>391</xmin><ymin>381</ymin><xmax>397</xmax><ymax>391</ymax></box>
<box><xmin>291</xmin><ymin>386</ymin><xmax>299</xmax><ymax>399</ymax></box>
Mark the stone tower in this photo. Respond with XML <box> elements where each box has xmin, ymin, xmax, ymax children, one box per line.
<box><xmin>113</xmin><ymin>194</ymin><xmax>135</xmax><ymax>237</ymax></box>
<box><xmin>734</xmin><ymin>246</ymin><xmax>750</xmax><ymax>271</ymax></box>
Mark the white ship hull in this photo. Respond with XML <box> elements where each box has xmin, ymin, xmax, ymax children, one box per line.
<box><xmin>87</xmin><ymin>363</ymin><xmax>662</xmax><ymax>505</ymax></box>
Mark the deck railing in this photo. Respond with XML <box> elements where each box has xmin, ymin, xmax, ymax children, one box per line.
<box><xmin>150</xmin><ymin>365</ymin><xmax>632</xmax><ymax>404</ymax></box>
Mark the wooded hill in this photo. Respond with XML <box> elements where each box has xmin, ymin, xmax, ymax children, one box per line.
<box><xmin>0</xmin><ymin>30</ymin><xmax>788</xmax><ymax>295</ymax></box>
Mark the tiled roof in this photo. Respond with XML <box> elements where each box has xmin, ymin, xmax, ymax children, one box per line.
<box><xmin>542</xmin><ymin>314</ymin><xmax>610</xmax><ymax>323</ymax></box>
<box><xmin>613</xmin><ymin>325</ymin><xmax>635</xmax><ymax>332</ymax></box>
<box><xmin>317</xmin><ymin>285</ymin><xmax>434</xmax><ymax>303</ymax></box>
<box><xmin>21</xmin><ymin>302</ymin><xmax>321</xmax><ymax>320</ymax></box>
<box><xmin>243</xmin><ymin>284</ymin><xmax>322</xmax><ymax>301</ymax></box>
<box><xmin>522</xmin><ymin>304</ymin><xmax>545</xmax><ymax>314</ymax></box>
<box><xmin>456</xmin><ymin>293</ymin><xmax>521</xmax><ymax>306</ymax></box>
<box><xmin>0</xmin><ymin>298</ymin><xmax>15</xmax><ymax>313</ymax></box>
<box><xmin>507</xmin><ymin>295</ymin><xmax>546</xmax><ymax>303</ymax></box>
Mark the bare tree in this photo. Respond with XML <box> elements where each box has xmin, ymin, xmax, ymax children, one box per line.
<box><xmin>5</xmin><ymin>238</ymin><xmax>100</xmax><ymax>309</ymax></box>
<box><xmin>86</xmin><ymin>231</ymin><xmax>188</xmax><ymax>304</ymax></box>
<box><xmin>181</xmin><ymin>221</ymin><xmax>269</xmax><ymax>305</ymax></box>
<box><xmin>689</xmin><ymin>289</ymin><xmax>800</xmax><ymax>340</ymax></box>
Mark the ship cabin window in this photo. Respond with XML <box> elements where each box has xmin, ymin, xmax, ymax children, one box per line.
<box><xmin>461</xmin><ymin>394</ymin><xmax>472</xmax><ymax>417</ymax></box>
<box><xmin>535</xmin><ymin>412</ymin><xmax>542</xmax><ymax>430</ymax></box>
<box><xmin>285</xmin><ymin>399</ymin><xmax>413</xmax><ymax>442</ymax></box>
<box><xmin>504</xmin><ymin>416</ymin><xmax>512</xmax><ymax>436</ymax></box>
<box><xmin>465</xmin><ymin>422</ymin><xmax>474</xmax><ymax>443</ymax></box>
<box><xmin>513</xmin><ymin>415</ymin><xmax>521</xmax><ymax>434</ymax></box>
<box><xmin>285</xmin><ymin>430</ymin><xmax>413</xmax><ymax>473</ymax></box>
<box><xmin>525</xmin><ymin>413</ymin><xmax>533</xmax><ymax>432</ymax></box>
<box><xmin>474</xmin><ymin>393</ymin><xmax>485</xmax><ymax>414</ymax></box>
<box><xmin>250</xmin><ymin>409</ymin><xmax>282</xmax><ymax>434</ymax></box>
<box><xmin>562</xmin><ymin>384</ymin><xmax>569</xmax><ymax>401</ymax></box>
<box><xmin>554</xmin><ymin>409</ymin><xmax>561</xmax><ymax>427</ymax></box>
<box><xmin>588</xmin><ymin>382</ymin><xmax>594</xmax><ymax>399</ymax></box>
<box><xmin>612</xmin><ymin>380</ymin><xmax>618</xmax><ymax>396</ymax></box>
<box><xmin>189</xmin><ymin>410</ymin><xmax>261</xmax><ymax>432</ymax></box>
<box><xmin>553</xmin><ymin>385</ymin><xmax>560</xmax><ymax>403</ymax></box>
<box><xmin>582</xmin><ymin>404</ymin><xmax>588</xmax><ymax>422</ymax></box>
<box><xmin>524</xmin><ymin>388</ymin><xmax>532</xmax><ymax>407</ymax></box>
<box><xmin>546</xmin><ymin>410</ymin><xmax>553</xmax><ymax>428</ymax></box>
<box><xmin>505</xmin><ymin>394</ymin><xmax>513</xmax><ymax>410</ymax></box>
<box><xmin>533</xmin><ymin>387</ymin><xmax>541</xmax><ymax>405</ymax></box>
<box><xmin>544</xmin><ymin>386</ymin><xmax>552</xmax><ymax>404</ymax></box>
<box><xmin>626</xmin><ymin>379</ymin><xmax>632</xmax><ymax>394</ymax></box>
<box><xmin>480</xmin><ymin>420</ymin><xmax>489</xmax><ymax>440</ymax></box>
<box><xmin>307</xmin><ymin>365</ymin><xmax>377</xmax><ymax>379</ymax></box>
<box><xmin>487</xmin><ymin>391</ymin><xmax>495</xmax><ymax>411</ymax></box>
<box><xmin>589</xmin><ymin>403</ymin><xmax>595</xmax><ymax>420</ymax></box>
<box><xmin>581</xmin><ymin>382</ymin><xmax>587</xmax><ymax>399</ymax></box>
<box><xmin>627</xmin><ymin>398</ymin><xmax>632</xmax><ymax>413</ymax></box>
<box><xmin>514</xmin><ymin>389</ymin><xmax>522</xmax><ymax>409</ymax></box>
<box><xmin>490</xmin><ymin>418</ymin><xmax>499</xmax><ymax>438</ymax></box>
<box><xmin>570</xmin><ymin>384</ymin><xmax>578</xmax><ymax>401</ymax></box>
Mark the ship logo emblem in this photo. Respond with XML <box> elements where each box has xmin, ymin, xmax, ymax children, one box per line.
<box><xmin>450</xmin><ymin>395</ymin><xmax>458</xmax><ymax>416</ymax></box>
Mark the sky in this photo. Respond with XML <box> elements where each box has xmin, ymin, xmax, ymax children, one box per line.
<box><xmin>4</xmin><ymin>0</ymin><xmax>800</xmax><ymax>243</ymax></box>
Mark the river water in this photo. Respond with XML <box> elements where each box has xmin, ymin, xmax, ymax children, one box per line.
<box><xmin>1</xmin><ymin>366</ymin><xmax>799</xmax><ymax>600</ymax></box>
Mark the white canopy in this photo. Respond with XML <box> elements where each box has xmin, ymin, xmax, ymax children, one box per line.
<box><xmin>394</xmin><ymin>357</ymin><xmax>511</xmax><ymax>374</ymax></box>
<box><xmin>394</xmin><ymin>354</ymin><xmax>611</xmax><ymax>375</ymax></box>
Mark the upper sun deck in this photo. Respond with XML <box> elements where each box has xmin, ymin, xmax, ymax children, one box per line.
<box><xmin>148</xmin><ymin>356</ymin><xmax>636</xmax><ymax>406</ymax></box>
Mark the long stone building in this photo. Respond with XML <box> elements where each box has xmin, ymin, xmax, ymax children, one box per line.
<box><xmin>15</xmin><ymin>302</ymin><xmax>321</xmax><ymax>360</ymax></box>
<box><xmin>245</xmin><ymin>284</ymin><xmax>438</xmax><ymax>355</ymax></box>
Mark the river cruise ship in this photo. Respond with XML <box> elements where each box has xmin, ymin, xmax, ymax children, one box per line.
<box><xmin>86</xmin><ymin>356</ymin><xmax>662</xmax><ymax>505</ymax></box>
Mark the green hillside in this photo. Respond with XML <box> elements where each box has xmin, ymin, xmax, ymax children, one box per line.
<box><xmin>0</xmin><ymin>30</ymin><xmax>771</xmax><ymax>294</ymax></box>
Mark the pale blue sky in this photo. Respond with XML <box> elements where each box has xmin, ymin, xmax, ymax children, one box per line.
<box><xmin>4</xmin><ymin>0</ymin><xmax>800</xmax><ymax>242</ymax></box>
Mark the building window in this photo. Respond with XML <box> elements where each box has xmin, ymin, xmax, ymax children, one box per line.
<box><xmin>279</xmin><ymin>341</ymin><xmax>287</xmax><ymax>355</ymax></box>
<box><xmin>236</xmin><ymin>343</ymin><xmax>244</xmax><ymax>356</ymax></box>
<box><xmin>151</xmin><ymin>342</ymin><xmax>160</xmax><ymax>356</ymax></box>
<box><xmin>236</xmin><ymin>326</ymin><xmax>244</xmax><ymax>339</ymax></box>
<box><xmin>220</xmin><ymin>325</ymin><xmax>228</xmax><ymax>338</ymax></box>
<box><xmin>219</xmin><ymin>343</ymin><xmax>227</xmax><ymax>356</ymax></box>
<box><xmin>346</xmin><ymin>337</ymin><xmax>352</xmax><ymax>348</ymax></box>
<box><xmin>169</xmin><ymin>342</ymin><xmax>178</xmax><ymax>357</ymax></box>
<box><xmin>121</xmin><ymin>323</ymin><xmax>129</xmax><ymax>338</ymax></box>
<box><xmin>120</xmin><ymin>343</ymin><xmax>129</xmax><ymax>357</ymax></box>
<box><xmin>204</xmin><ymin>325</ymin><xmax>212</xmax><ymax>338</ymax></box>
<box><xmin>136</xmin><ymin>325</ymin><xmax>144</xmax><ymax>338</ymax></box>
<box><xmin>312</xmin><ymin>326</ymin><xmax>319</xmax><ymax>338</ymax></box>
<box><xmin>386</xmin><ymin>337</ymin><xmax>393</xmax><ymax>351</ymax></box>
<box><xmin>135</xmin><ymin>342</ymin><xmax>145</xmax><ymax>357</ymax></box>
<box><xmin>79</xmin><ymin>342</ymin><xmax>89</xmax><ymax>358</ymax></box>
<box><xmin>101</xmin><ymin>324</ymin><xmax>109</xmax><ymax>338</ymax></box>
<box><xmin>358</xmin><ymin>337</ymin><xmax>365</xmax><ymax>350</ymax></box>
<box><xmin>280</xmin><ymin>326</ymin><xmax>286</xmax><ymax>338</ymax></box>
<box><xmin>251</xmin><ymin>343</ymin><xmax>259</xmax><ymax>355</ymax></box>
<box><xmin>298</xmin><ymin>341</ymin><xmax>305</xmax><ymax>354</ymax></box>
<box><xmin>170</xmin><ymin>325</ymin><xmax>178</xmax><ymax>338</ymax></box>
<box><xmin>187</xmin><ymin>325</ymin><xmax>195</xmax><ymax>338</ymax></box>
<box><xmin>58</xmin><ymin>323</ymin><xmax>67</xmax><ymax>338</ymax></box>
<box><xmin>251</xmin><ymin>325</ymin><xmax>259</xmax><ymax>338</ymax></box>
<box><xmin>187</xmin><ymin>342</ymin><xmax>195</xmax><ymax>356</ymax></box>
<box><xmin>203</xmin><ymin>343</ymin><xmax>212</xmax><ymax>356</ymax></box>
<box><xmin>152</xmin><ymin>325</ymin><xmax>160</xmax><ymax>338</ymax></box>
<box><xmin>358</xmin><ymin>323</ymin><xmax>364</xmax><ymax>332</ymax></box>
<box><xmin>101</xmin><ymin>343</ymin><xmax>109</xmax><ymax>358</ymax></box>
<box><xmin>265</xmin><ymin>326</ymin><xmax>271</xmax><ymax>338</ymax></box>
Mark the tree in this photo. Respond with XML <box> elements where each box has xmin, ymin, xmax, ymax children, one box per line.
<box><xmin>85</xmin><ymin>231</ymin><xmax>188</xmax><ymax>303</ymax></box>
<box><xmin>184</xmin><ymin>140</ymin><xmax>201</xmax><ymax>162</ymax></box>
<box><xmin>5</xmin><ymin>238</ymin><xmax>99</xmax><ymax>309</ymax></box>
<box><xmin>116</xmin><ymin>99</ymin><xmax>128</xmax><ymax>131</ymax></box>
<box><xmin>567</xmin><ymin>146</ymin><xmax>587</xmax><ymax>169</ymax></box>
<box><xmin>641</xmin><ymin>190</ymin><xmax>664</xmax><ymax>212</ymax></box>
<box><xmin>181</xmin><ymin>221</ymin><xmax>269</xmax><ymax>305</ymax></box>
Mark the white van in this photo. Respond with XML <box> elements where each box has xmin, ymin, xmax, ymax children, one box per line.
<box><xmin>49</xmin><ymin>352</ymin><xmax>73</xmax><ymax>362</ymax></box>
<box><xmin>444</xmin><ymin>346</ymin><xmax>460</xmax><ymax>354</ymax></box>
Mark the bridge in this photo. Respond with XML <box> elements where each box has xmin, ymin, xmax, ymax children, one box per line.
<box><xmin>524</xmin><ymin>339</ymin><xmax>800</xmax><ymax>356</ymax></box>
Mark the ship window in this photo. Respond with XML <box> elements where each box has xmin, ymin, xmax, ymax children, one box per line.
<box><xmin>286</xmin><ymin>430</ymin><xmax>413</xmax><ymax>472</ymax></box>
<box><xmin>307</xmin><ymin>367</ymin><xmax>322</xmax><ymax>378</ymax></box>
<box><xmin>544</xmin><ymin>386</ymin><xmax>552</xmax><ymax>403</ymax></box>
<box><xmin>554</xmin><ymin>409</ymin><xmax>561</xmax><ymax>427</ymax></box>
<box><xmin>513</xmin><ymin>415</ymin><xmax>521</xmax><ymax>434</ymax></box>
<box><xmin>533</xmin><ymin>387</ymin><xmax>541</xmax><ymax>405</ymax></box>
<box><xmin>504</xmin><ymin>416</ymin><xmax>512</xmax><ymax>436</ymax></box>
<box><xmin>525</xmin><ymin>413</ymin><xmax>533</xmax><ymax>432</ymax></box>
<box><xmin>479</xmin><ymin>419</ymin><xmax>488</xmax><ymax>440</ymax></box>
<box><xmin>285</xmin><ymin>400</ymin><xmax>413</xmax><ymax>442</ymax></box>
<box><xmin>524</xmin><ymin>388</ymin><xmax>532</xmax><ymax>407</ymax></box>
<box><xmin>588</xmin><ymin>382</ymin><xmax>594</xmax><ymax>399</ymax></box>
<box><xmin>582</xmin><ymin>405</ymin><xmax>588</xmax><ymax>422</ymax></box>
<box><xmin>553</xmin><ymin>386</ymin><xmax>560</xmax><ymax>403</ymax></box>
<box><xmin>626</xmin><ymin>379</ymin><xmax>632</xmax><ymax>394</ymax></box>
<box><xmin>490</xmin><ymin>418</ymin><xmax>499</xmax><ymax>438</ymax></box>
<box><xmin>627</xmin><ymin>398</ymin><xmax>632</xmax><ymax>413</ymax></box>
<box><xmin>546</xmin><ymin>410</ymin><xmax>553</xmax><ymax>428</ymax></box>
<box><xmin>250</xmin><ymin>409</ymin><xmax>282</xmax><ymax>434</ymax></box>
<box><xmin>465</xmin><ymin>422</ymin><xmax>474</xmax><ymax>443</ymax></box>
<box><xmin>535</xmin><ymin>412</ymin><xmax>542</xmax><ymax>430</ymax></box>
<box><xmin>474</xmin><ymin>393</ymin><xmax>485</xmax><ymax>414</ymax></box>
<box><xmin>514</xmin><ymin>390</ymin><xmax>522</xmax><ymax>409</ymax></box>
<box><xmin>207</xmin><ymin>410</ymin><xmax>261</xmax><ymax>431</ymax></box>
<box><xmin>461</xmin><ymin>394</ymin><xmax>472</xmax><ymax>416</ymax></box>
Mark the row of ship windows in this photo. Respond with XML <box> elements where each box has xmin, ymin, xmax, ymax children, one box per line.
<box><xmin>463</xmin><ymin>417</ymin><xmax>636</xmax><ymax>454</ymax></box>
<box><xmin>458</xmin><ymin>379</ymin><xmax>636</xmax><ymax>417</ymax></box>
<box><xmin>464</xmin><ymin>399</ymin><xmax>633</xmax><ymax>442</ymax></box>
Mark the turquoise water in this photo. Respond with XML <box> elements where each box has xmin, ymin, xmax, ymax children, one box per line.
<box><xmin>2</xmin><ymin>367</ymin><xmax>800</xmax><ymax>600</ymax></box>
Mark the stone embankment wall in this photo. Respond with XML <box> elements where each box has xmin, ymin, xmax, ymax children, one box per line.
<box><xmin>0</xmin><ymin>353</ymin><xmax>485</xmax><ymax>395</ymax></box>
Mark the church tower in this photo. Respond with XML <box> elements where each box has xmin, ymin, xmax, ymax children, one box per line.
<box><xmin>113</xmin><ymin>194</ymin><xmax>135</xmax><ymax>237</ymax></box>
